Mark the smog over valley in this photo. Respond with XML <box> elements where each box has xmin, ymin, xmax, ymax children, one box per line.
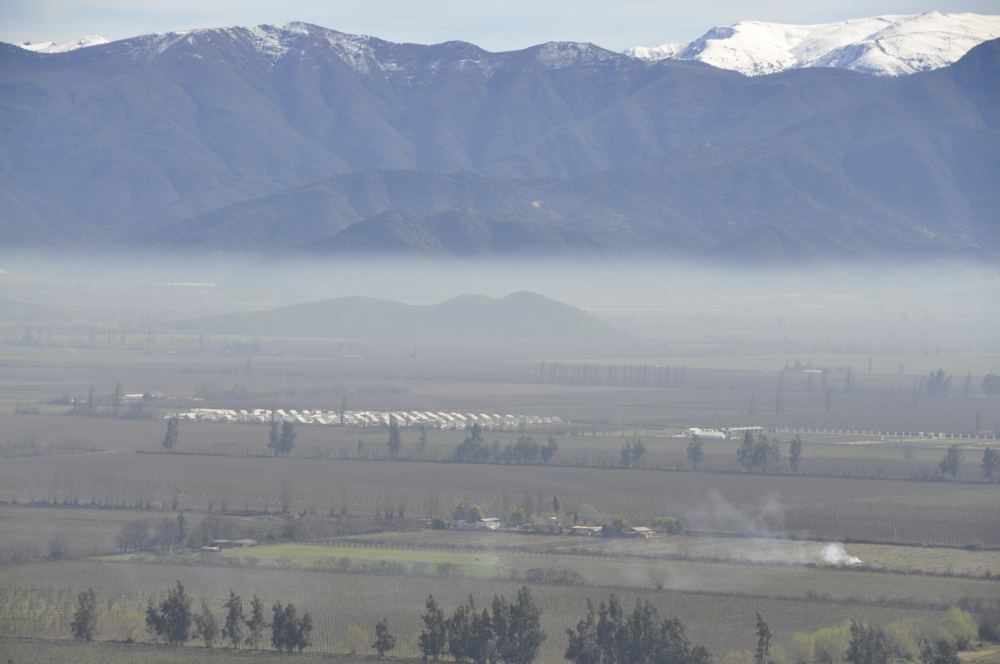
<box><xmin>0</xmin><ymin>2</ymin><xmax>999</xmax><ymax>663</ymax></box>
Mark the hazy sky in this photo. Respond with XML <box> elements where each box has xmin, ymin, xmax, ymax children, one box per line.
<box><xmin>3</xmin><ymin>0</ymin><xmax>998</xmax><ymax>49</ymax></box>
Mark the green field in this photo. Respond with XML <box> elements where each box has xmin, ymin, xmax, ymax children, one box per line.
<box><xmin>206</xmin><ymin>541</ymin><xmax>1000</xmax><ymax>606</ymax></box>
<box><xmin>218</xmin><ymin>542</ymin><xmax>500</xmax><ymax>570</ymax></box>
<box><xmin>344</xmin><ymin>530</ymin><xmax>1000</xmax><ymax>578</ymax></box>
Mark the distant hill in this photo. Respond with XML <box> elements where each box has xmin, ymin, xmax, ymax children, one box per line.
<box><xmin>174</xmin><ymin>292</ymin><xmax>619</xmax><ymax>342</ymax></box>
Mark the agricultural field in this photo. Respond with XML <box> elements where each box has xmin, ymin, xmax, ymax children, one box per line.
<box><xmin>0</xmin><ymin>561</ymin><xmax>947</xmax><ymax>660</ymax></box>
<box><xmin>204</xmin><ymin>541</ymin><xmax>1000</xmax><ymax>605</ymax></box>
<box><xmin>2</xmin><ymin>451</ymin><xmax>998</xmax><ymax>547</ymax></box>
<box><xmin>2</xmin><ymin>275</ymin><xmax>999</xmax><ymax>663</ymax></box>
<box><xmin>346</xmin><ymin>531</ymin><xmax>1000</xmax><ymax>578</ymax></box>
<box><xmin>4</xmin><ymin>408</ymin><xmax>995</xmax><ymax>482</ymax></box>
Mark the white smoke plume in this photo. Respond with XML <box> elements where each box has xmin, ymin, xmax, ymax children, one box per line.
<box><xmin>821</xmin><ymin>543</ymin><xmax>862</xmax><ymax>567</ymax></box>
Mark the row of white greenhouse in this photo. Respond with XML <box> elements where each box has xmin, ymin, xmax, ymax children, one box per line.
<box><xmin>172</xmin><ymin>408</ymin><xmax>562</xmax><ymax>430</ymax></box>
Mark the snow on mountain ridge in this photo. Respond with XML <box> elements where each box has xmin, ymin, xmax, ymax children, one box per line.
<box><xmin>16</xmin><ymin>33</ymin><xmax>109</xmax><ymax>53</ymax></box>
<box><xmin>627</xmin><ymin>11</ymin><xmax>1000</xmax><ymax>76</ymax></box>
<box><xmin>59</xmin><ymin>23</ymin><xmax>621</xmax><ymax>74</ymax></box>
<box><xmin>626</xmin><ymin>42</ymin><xmax>684</xmax><ymax>61</ymax></box>
<box><xmin>14</xmin><ymin>12</ymin><xmax>999</xmax><ymax>76</ymax></box>
<box><xmin>532</xmin><ymin>42</ymin><xmax>619</xmax><ymax>68</ymax></box>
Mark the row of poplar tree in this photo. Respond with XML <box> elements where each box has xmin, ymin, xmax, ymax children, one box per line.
<box><xmin>72</xmin><ymin>582</ymin><xmax>312</xmax><ymax>652</ymax></box>
<box><xmin>71</xmin><ymin>583</ymin><xmax>954</xmax><ymax>663</ymax></box>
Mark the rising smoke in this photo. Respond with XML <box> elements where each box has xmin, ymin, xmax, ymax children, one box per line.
<box><xmin>820</xmin><ymin>543</ymin><xmax>863</xmax><ymax>567</ymax></box>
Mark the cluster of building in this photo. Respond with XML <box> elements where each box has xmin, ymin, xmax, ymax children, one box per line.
<box><xmin>172</xmin><ymin>408</ymin><xmax>563</xmax><ymax>430</ymax></box>
<box><xmin>200</xmin><ymin>538</ymin><xmax>258</xmax><ymax>552</ymax></box>
<box><xmin>449</xmin><ymin>517</ymin><xmax>655</xmax><ymax>539</ymax></box>
<box><xmin>685</xmin><ymin>426</ymin><xmax>764</xmax><ymax>440</ymax></box>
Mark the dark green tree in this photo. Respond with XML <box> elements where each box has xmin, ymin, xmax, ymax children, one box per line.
<box><xmin>566</xmin><ymin>594</ymin><xmax>710</xmax><ymax>664</ymax></box>
<box><xmin>507</xmin><ymin>587</ymin><xmax>545</xmax><ymax>664</ymax></box>
<box><xmin>244</xmin><ymin>594</ymin><xmax>265</xmax><ymax>649</ymax></box>
<box><xmin>754</xmin><ymin>613</ymin><xmax>773</xmax><ymax>664</ymax></box>
<box><xmin>939</xmin><ymin>445</ymin><xmax>963</xmax><ymax>479</ymax></box>
<box><xmin>145</xmin><ymin>581</ymin><xmax>192</xmax><ymax>647</ymax></box>
<box><xmin>470</xmin><ymin>607</ymin><xmax>496</xmax><ymax>664</ymax></box>
<box><xmin>788</xmin><ymin>436</ymin><xmax>803</xmax><ymax>474</ymax></box>
<box><xmin>454</xmin><ymin>423</ymin><xmax>486</xmax><ymax>462</ymax></box>
<box><xmin>492</xmin><ymin>595</ymin><xmax>511</xmax><ymax>664</ymax></box>
<box><xmin>508</xmin><ymin>505</ymin><xmax>527</xmax><ymax>526</ymax></box>
<box><xmin>193</xmin><ymin>600</ymin><xmax>218</xmax><ymax>647</ymax></box>
<box><xmin>268</xmin><ymin>420</ymin><xmax>280</xmax><ymax>455</ymax></box>
<box><xmin>542</xmin><ymin>437</ymin><xmax>559</xmax><ymax>463</ymax></box>
<box><xmin>452</xmin><ymin>501</ymin><xmax>484</xmax><ymax>523</ymax></box>
<box><xmin>737</xmin><ymin>431</ymin><xmax>756</xmax><ymax>471</ymax></box>
<box><xmin>926</xmin><ymin>369</ymin><xmax>952</xmax><ymax>396</ymax></box>
<box><xmin>373</xmin><ymin>617</ymin><xmax>397</xmax><ymax>658</ymax></box>
<box><xmin>419</xmin><ymin>595</ymin><xmax>447</xmax><ymax>661</ymax></box>
<box><xmin>920</xmin><ymin>638</ymin><xmax>960</xmax><ymax>664</ymax></box>
<box><xmin>446</xmin><ymin>596</ymin><xmax>476</xmax><ymax>663</ymax></box>
<box><xmin>270</xmin><ymin>602</ymin><xmax>312</xmax><ymax>653</ymax></box>
<box><xmin>686</xmin><ymin>437</ymin><xmax>704</xmax><ymax>470</ymax></box>
<box><xmin>388</xmin><ymin>421</ymin><xmax>402</xmax><ymax>459</ymax></box>
<box><xmin>116</xmin><ymin>519</ymin><xmax>150</xmax><ymax>553</ymax></box>
<box><xmin>565</xmin><ymin>600</ymin><xmax>601</xmax><ymax>664</ymax></box>
<box><xmin>845</xmin><ymin>621</ymin><xmax>893</xmax><ymax>664</ymax></box>
<box><xmin>629</xmin><ymin>439</ymin><xmax>646</xmax><ymax>467</ymax></box>
<box><xmin>296</xmin><ymin>612</ymin><xmax>313</xmax><ymax>653</ymax></box>
<box><xmin>737</xmin><ymin>432</ymin><xmax>779</xmax><ymax>473</ymax></box>
<box><xmin>416</xmin><ymin>425</ymin><xmax>428</xmax><ymax>456</ymax></box>
<box><xmin>278</xmin><ymin>422</ymin><xmax>297</xmax><ymax>456</ymax></box>
<box><xmin>222</xmin><ymin>591</ymin><xmax>244</xmax><ymax>649</ymax></box>
<box><xmin>162</xmin><ymin>417</ymin><xmax>179</xmax><ymax>450</ymax></box>
<box><xmin>760</xmin><ymin>437</ymin><xmax>779</xmax><ymax>474</ymax></box>
<box><xmin>982</xmin><ymin>448</ymin><xmax>999</xmax><ymax>483</ymax></box>
<box><xmin>603</xmin><ymin>515</ymin><xmax>630</xmax><ymax>538</ymax></box>
<box><xmin>271</xmin><ymin>601</ymin><xmax>287</xmax><ymax>651</ymax></box>
<box><xmin>70</xmin><ymin>588</ymin><xmax>98</xmax><ymax>642</ymax></box>
<box><xmin>620</xmin><ymin>439</ymin><xmax>646</xmax><ymax>468</ymax></box>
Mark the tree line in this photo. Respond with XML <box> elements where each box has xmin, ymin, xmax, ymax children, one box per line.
<box><xmin>454</xmin><ymin>424</ymin><xmax>559</xmax><ymax>465</ymax></box>
<box><xmin>418</xmin><ymin>588</ymin><xmax>546</xmax><ymax>663</ymax></box>
<box><xmin>72</xmin><ymin>582</ymin><xmax>310</xmax><ymax>651</ymax></box>
<box><xmin>159</xmin><ymin>411</ymin><xmax>999</xmax><ymax>484</ymax></box>
<box><xmin>69</xmin><ymin>584</ymin><xmax>992</xmax><ymax>663</ymax></box>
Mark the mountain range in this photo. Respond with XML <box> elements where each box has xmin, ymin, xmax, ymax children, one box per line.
<box><xmin>17</xmin><ymin>12</ymin><xmax>1000</xmax><ymax>76</ymax></box>
<box><xmin>1</xmin><ymin>19</ymin><xmax>998</xmax><ymax>260</ymax></box>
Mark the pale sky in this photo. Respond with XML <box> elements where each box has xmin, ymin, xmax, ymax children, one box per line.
<box><xmin>2</xmin><ymin>0</ymin><xmax>998</xmax><ymax>50</ymax></box>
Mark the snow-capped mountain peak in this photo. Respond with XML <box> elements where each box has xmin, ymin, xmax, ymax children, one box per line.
<box><xmin>626</xmin><ymin>11</ymin><xmax>1000</xmax><ymax>76</ymax></box>
<box><xmin>16</xmin><ymin>33</ymin><xmax>109</xmax><ymax>53</ymax></box>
